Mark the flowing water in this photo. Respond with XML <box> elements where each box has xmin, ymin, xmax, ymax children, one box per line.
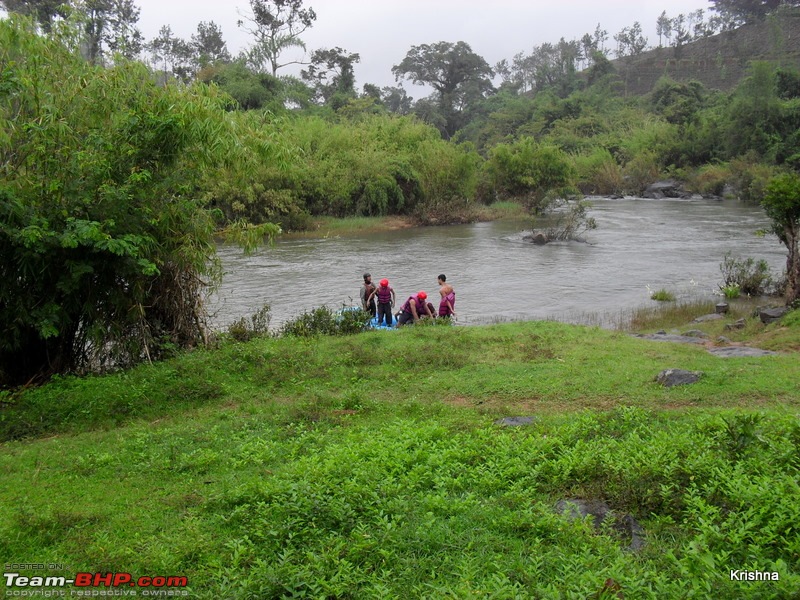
<box><xmin>212</xmin><ymin>197</ymin><xmax>787</xmax><ymax>329</ymax></box>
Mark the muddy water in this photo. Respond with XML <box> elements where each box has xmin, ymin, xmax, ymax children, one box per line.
<box><xmin>212</xmin><ymin>197</ymin><xmax>787</xmax><ymax>329</ymax></box>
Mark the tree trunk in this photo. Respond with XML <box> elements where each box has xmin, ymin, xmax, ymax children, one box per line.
<box><xmin>786</xmin><ymin>224</ymin><xmax>800</xmax><ymax>305</ymax></box>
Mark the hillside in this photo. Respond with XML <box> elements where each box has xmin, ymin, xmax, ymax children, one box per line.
<box><xmin>611</xmin><ymin>9</ymin><xmax>800</xmax><ymax>95</ymax></box>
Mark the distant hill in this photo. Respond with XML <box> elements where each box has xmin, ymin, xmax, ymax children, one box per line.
<box><xmin>610</xmin><ymin>9</ymin><xmax>800</xmax><ymax>96</ymax></box>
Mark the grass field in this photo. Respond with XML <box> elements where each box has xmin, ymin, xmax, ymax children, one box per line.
<box><xmin>1</xmin><ymin>308</ymin><xmax>798</xmax><ymax>598</ymax></box>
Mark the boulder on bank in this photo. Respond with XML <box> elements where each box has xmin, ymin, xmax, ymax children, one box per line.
<box><xmin>642</xmin><ymin>180</ymin><xmax>687</xmax><ymax>199</ymax></box>
<box><xmin>759</xmin><ymin>307</ymin><xmax>789</xmax><ymax>325</ymax></box>
<box><xmin>656</xmin><ymin>369</ymin><xmax>703</xmax><ymax>387</ymax></box>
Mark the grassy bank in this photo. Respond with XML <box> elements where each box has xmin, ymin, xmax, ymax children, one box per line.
<box><xmin>281</xmin><ymin>202</ymin><xmax>529</xmax><ymax>239</ymax></box>
<box><xmin>1</xmin><ymin>315</ymin><xmax>799</xmax><ymax>598</ymax></box>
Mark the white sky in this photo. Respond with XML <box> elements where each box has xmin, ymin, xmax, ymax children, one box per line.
<box><xmin>51</xmin><ymin>1</ymin><xmax>714</xmax><ymax>93</ymax></box>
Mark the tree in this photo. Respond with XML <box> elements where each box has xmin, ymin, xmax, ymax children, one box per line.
<box><xmin>146</xmin><ymin>25</ymin><xmax>197</xmax><ymax>82</ymax></box>
<box><xmin>0</xmin><ymin>0</ymin><xmax>65</xmax><ymax>31</ymax></box>
<box><xmin>708</xmin><ymin>0</ymin><xmax>799</xmax><ymax>25</ymax></box>
<box><xmin>300</xmin><ymin>46</ymin><xmax>360</xmax><ymax>105</ymax></box>
<box><xmin>392</xmin><ymin>41</ymin><xmax>493</xmax><ymax>138</ymax></box>
<box><xmin>192</xmin><ymin>21</ymin><xmax>231</xmax><ymax>69</ymax></box>
<box><xmin>656</xmin><ymin>11</ymin><xmax>672</xmax><ymax>47</ymax></box>
<box><xmin>238</xmin><ymin>0</ymin><xmax>316</xmax><ymax>76</ymax></box>
<box><xmin>614</xmin><ymin>21</ymin><xmax>648</xmax><ymax>57</ymax></box>
<box><xmin>72</xmin><ymin>0</ymin><xmax>143</xmax><ymax>64</ymax></box>
<box><xmin>380</xmin><ymin>86</ymin><xmax>413</xmax><ymax>115</ymax></box>
<box><xmin>763</xmin><ymin>172</ymin><xmax>800</xmax><ymax>303</ymax></box>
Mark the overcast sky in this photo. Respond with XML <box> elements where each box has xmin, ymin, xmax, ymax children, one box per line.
<box><xmin>137</xmin><ymin>1</ymin><xmax>705</xmax><ymax>93</ymax></box>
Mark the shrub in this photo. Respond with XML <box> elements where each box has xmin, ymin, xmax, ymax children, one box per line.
<box><xmin>572</xmin><ymin>148</ymin><xmax>623</xmax><ymax>195</ymax></box>
<box><xmin>280</xmin><ymin>306</ymin><xmax>371</xmax><ymax>337</ymax></box>
<box><xmin>719</xmin><ymin>252</ymin><xmax>774</xmax><ymax>296</ymax></box>
<box><xmin>688</xmin><ymin>163</ymin><xmax>731</xmax><ymax>197</ymax></box>
<box><xmin>227</xmin><ymin>304</ymin><xmax>272</xmax><ymax>342</ymax></box>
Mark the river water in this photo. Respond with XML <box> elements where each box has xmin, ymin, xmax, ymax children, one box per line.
<box><xmin>211</xmin><ymin>197</ymin><xmax>787</xmax><ymax>329</ymax></box>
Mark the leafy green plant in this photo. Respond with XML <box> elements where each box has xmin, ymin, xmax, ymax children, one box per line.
<box><xmin>720</xmin><ymin>413</ymin><xmax>766</xmax><ymax>460</ymax></box>
<box><xmin>721</xmin><ymin>284</ymin><xmax>741</xmax><ymax>299</ymax></box>
<box><xmin>227</xmin><ymin>304</ymin><xmax>272</xmax><ymax>342</ymax></box>
<box><xmin>650</xmin><ymin>289</ymin><xmax>676</xmax><ymax>302</ymax></box>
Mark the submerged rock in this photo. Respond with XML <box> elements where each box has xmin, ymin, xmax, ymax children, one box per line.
<box><xmin>522</xmin><ymin>232</ymin><xmax>548</xmax><ymax>245</ymax></box>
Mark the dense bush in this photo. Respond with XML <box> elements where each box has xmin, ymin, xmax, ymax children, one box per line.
<box><xmin>280</xmin><ymin>306</ymin><xmax>372</xmax><ymax>337</ymax></box>
<box><xmin>0</xmin><ymin>18</ymin><xmax>241</xmax><ymax>384</ymax></box>
<box><xmin>719</xmin><ymin>252</ymin><xmax>775</xmax><ymax>296</ymax></box>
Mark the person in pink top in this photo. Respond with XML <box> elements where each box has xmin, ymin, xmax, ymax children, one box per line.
<box><xmin>437</xmin><ymin>274</ymin><xmax>456</xmax><ymax>318</ymax></box>
<box><xmin>397</xmin><ymin>291</ymin><xmax>434</xmax><ymax>326</ymax></box>
<box><xmin>368</xmin><ymin>278</ymin><xmax>396</xmax><ymax>326</ymax></box>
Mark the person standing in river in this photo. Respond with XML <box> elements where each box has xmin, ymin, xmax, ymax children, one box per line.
<box><xmin>360</xmin><ymin>273</ymin><xmax>377</xmax><ymax>318</ymax></box>
<box><xmin>438</xmin><ymin>274</ymin><xmax>456</xmax><ymax>319</ymax></box>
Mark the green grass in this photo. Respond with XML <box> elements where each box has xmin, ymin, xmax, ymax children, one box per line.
<box><xmin>650</xmin><ymin>288</ymin><xmax>676</xmax><ymax>302</ymax></box>
<box><xmin>1</xmin><ymin>318</ymin><xmax>799</xmax><ymax>598</ymax></box>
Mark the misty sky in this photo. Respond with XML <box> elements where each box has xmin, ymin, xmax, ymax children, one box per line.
<box><xmin>75</xmin><ymin>1</ymin><xmax>713</xmax><ymax>93</ymax></box>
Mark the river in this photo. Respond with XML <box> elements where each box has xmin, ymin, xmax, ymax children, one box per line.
<box><xmin>211</xmin><ymin>197</ymin><xmax>787</xmax><ymax>329</ymax></box>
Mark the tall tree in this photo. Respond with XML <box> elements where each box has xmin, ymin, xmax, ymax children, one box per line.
<box><xmin>191</xmin><ymin>21</ymin><xmax>231</xmax><ymax>69</ymax></box>
<box><xmin>614</xmin><ymin>21</ymin><xmax>648</xmax><ymax>57</ymax></box>
<box><xmin>103</xmin><ymin>0</ymin><xmax>143</xmax><ymax>59</ymax></box>
<box><xmin>147</xmin><ymin>25</ymin><xmax>194</xmax><ymax>82</ymax></box>
<box><xmin>656</xmin><ymin>11</ymin><xmax>672</xmax><ymax>47</ymax></box>
<box><xmin>392</xmin><ymin>41</ymin><xmax>493</xmax><ymax>138</ymax></box>
<box><xmin>238</xmin><ymin>0</ymin><xmax>316</xmax><ymax>76</ymax></box>
<box><xmin>300</xmin><ymin>46</ymin><xmax>360</xmax><ymax>105</ymax></box>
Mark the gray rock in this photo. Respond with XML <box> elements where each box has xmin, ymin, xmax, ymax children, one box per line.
<box><xmin>708</xmin><ymin>347</ymin><xmax>779</xmax><ymax>358</ymax></box>
<box><xmin>715</xmin><ymin>302</ymin><xmax>729</xmax><ymax>314</ymax></box>
<box><xmin>495</xmin><ymin>416</ymin><xmax>536</xmax><ymax>427</ymax></box>
<box><xmin>633</xmin><ymin>333</ymin><xmax>706</xmax><ymax>344</ymax></box>
<box><xmin>716</xmin><ymin>336</ymin><xmax>731</xmax><ymax>344</ymax></box>
<box><xmin>656</xmin><ymin>369</ymin><xmax>703</xmax><ymax>387</ymax></box>
<box><xmin>760</xmin><ymin>307</ymin><xmax>789</xmax><ymax>325</ymax></box>
<box><xmin>522</xmin><ymin>232</ymin><xmax>548</xmax><ymax>245</ymax></box>
<box><xmin>555</xmin><ymin>499</ymin><xmax>645</xmax><ymax>552</ymax></box>
<box><xmin>681</xmin><ymin>329</ymin><xmax>709</xmax><ymax>338</ymax></box>
<box><xmin>642</xmin><ymin>180</ymin><xmax>683</xmax><ymax>199</ymax></box>
<box><xmin>693</xmin><ymin>313</ymin><xmax>724</xmax><ymax>323</ymax></box>
<box><xmin>724</xmin><ymin>318</ymin><xmax>746</xmax><ymax>331</ymax></box>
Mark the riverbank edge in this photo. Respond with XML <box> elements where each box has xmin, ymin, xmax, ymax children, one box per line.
<box><xmin>278</xmin><ymin>201</ymin><xmax>530</xmax><ymax>239</ymax></box>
